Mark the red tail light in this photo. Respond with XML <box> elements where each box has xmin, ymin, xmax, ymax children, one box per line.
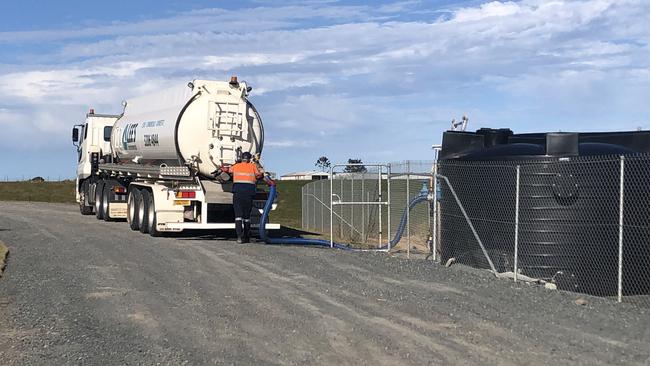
<box><xmin>113</xmin><ymin>186</ymin><xmax>126</xmax><ymax>194</ymax></box>
<box><xmin>176</xmin><ymin>191</ymin><xmax>196</xmax><ymax>199</ymax></box>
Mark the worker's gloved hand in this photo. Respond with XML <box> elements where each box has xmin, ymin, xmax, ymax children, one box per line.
<box><xmin>264</xmin><ymin>177</ymin><xmax>276</xmax><ymax>187</ymax></box>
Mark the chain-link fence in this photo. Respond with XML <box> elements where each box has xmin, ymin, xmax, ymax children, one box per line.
<box><xmin>301</xmin><ymin>161</ymin><xmax>435</xmax><ymax>254</ymax></box>
<box><xmin>437</xmin><ymin>155</ymin><xmax>650</xmax><ymax>307</ymax></box>
<box><xmin>302</xmin><ymin>156</ymin><xmax>650</xmax><ymax>307</ymax></box>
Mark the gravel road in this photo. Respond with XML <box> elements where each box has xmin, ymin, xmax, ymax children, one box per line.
<box><xmin>0</xmin><ymin>201</ymin><xmax>649</xmax><ymax>365</ymax></box>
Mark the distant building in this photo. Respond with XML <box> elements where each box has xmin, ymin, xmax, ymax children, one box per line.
<box><xmin>279</xmin><ymin>171</ymin><xmax>329</xmax><ymax>181</ymax></box>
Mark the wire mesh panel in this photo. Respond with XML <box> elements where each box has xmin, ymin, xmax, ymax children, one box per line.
<box><xmin>620</xmin><ymin>155</ymin><xmax>650</xmax><ymax>306</ymax></box>
<box><xmin>437</xmin><ymin>161</ymin><xmax>518</xmax><ymax>273</ymax></box>
<box><xmin>388</xmin><ymin>161</ymin><xmax>435</xmax><ymax>254</ymax></box>
<box><xmin>330</xmin><ymin>165</ymin><xmax>387</xmax><ymax>248</ymax></box>
<box><xmin>301</xmin><ymin>162</ymin><xmax>436</xmax><ymax>250</ymax></box>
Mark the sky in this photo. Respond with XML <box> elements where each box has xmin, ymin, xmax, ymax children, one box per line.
<box><xmin>0</xmin><ymin>0</ymin><xmax>648</xmax><ymax>179</ymax></box>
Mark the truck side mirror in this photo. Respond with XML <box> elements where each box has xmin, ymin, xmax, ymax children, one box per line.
<box><xmin>72</xmin><ymin>128</ymin><xmax>79</xmax><ymax>143</ymax></box>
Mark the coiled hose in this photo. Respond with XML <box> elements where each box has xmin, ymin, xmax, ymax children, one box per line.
<box><xmin>259</xmin><ymin>183</ymin><xmax>429</xmax><ymax>251</ymax></box>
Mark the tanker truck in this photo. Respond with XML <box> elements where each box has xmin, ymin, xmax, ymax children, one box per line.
<box><xmin>71</xmin><ymin>77</ymin><xmax>279</xmax><ymax>236</ymax></box>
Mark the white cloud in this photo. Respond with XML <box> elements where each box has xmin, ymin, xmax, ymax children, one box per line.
<box><xmin>0</xmin><ymin>0</ymin><xmax>648</xmax><ymax>175</ymax></box>
<box><xmin>453</xmin><ymin>1</ymin><xmax>521</xmax><ymax>22</ymax></box>
<box><xmin>265</xmin><ymin>140</ymin><xmax>317</xmax><ymax>148</ymax></box>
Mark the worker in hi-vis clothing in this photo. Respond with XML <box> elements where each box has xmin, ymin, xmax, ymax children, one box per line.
<box><xmin>223</xmin><ymin>152</ymin><xmax>264</xmax><ymax>243</ymax></box>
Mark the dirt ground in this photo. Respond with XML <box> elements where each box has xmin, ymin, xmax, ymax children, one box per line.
<box><xmin>1</xmin><ymin>201</ymin><xmax>649</xmax><ymax>365</ymax></box>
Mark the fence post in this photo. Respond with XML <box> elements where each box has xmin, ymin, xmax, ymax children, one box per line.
<box><xmin>361</xmin><ymin>175</ymin><xmax>365</xmax><ymax>244</ymax></box>
<box><xmin>618</xmin><ymin>155</ymin><xmax>625</xmax><ymax>303</ymax></box>
<box><xmin>379</xmin><ymin>166</ymin><xmax>383</xmax><ymax>247</ymax></box>
<box><xmin>387</xmin><ymin>164</ymin><xmax>392</xmax><ymax>250</ymax></box>
<box><xmin>340</xmin><ymin>178</ymin><xmax>344</xmax><ymax>239</ymax></box>
<box><xmin>302</xmin><ymin>184</ymin><xmax>305</xmax><ymax>230</ymax></box>
<box><xmin>311</xmin><ymin>183</ymin><xmax>315</xmax><ymax>230</ymax></box>
<box><xmin>514</xmin><ymin>165</ymin><xmax>521</xmax><ymax>282</ymax></box>
<box><xmin>407</xmin><ymin>161</ymin><xmax>411</xmax><ymax>258</ymax></box>
<box><xmin>330</xmin><ymin>166</ymin><xmax>334</xmax><ymax>248</ymax></box>
<box><xmin>351</xmin><ymin>175</ymin><xmax>354</xmax><ymax>240</ymax></box>
<box><xmin>432</xmin><ymin>161</ymin><xmax>438</xmax><ymax>262</ymax></box>
<box><xmin>306</xmin><ymin>183</ymin><xmax>310</xmax><ymax>230</ymax></box>
<box><xmin>321</xmin><ymin>180</ymin><xmax>324</xmax><ymax>233</ymax></box>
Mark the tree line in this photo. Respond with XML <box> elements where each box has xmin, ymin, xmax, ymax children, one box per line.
<box><xmin>315</xmin><ymin>156</ymin><xmax>367</xmax><ymax>173</ymax></box>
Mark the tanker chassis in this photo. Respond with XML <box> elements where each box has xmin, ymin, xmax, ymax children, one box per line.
<box><xmin>72</xmin><ymin>78</ymin><xmax>279</xmax><ymax>236</ymax></box>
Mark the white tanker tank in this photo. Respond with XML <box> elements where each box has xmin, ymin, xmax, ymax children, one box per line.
<box><xmin>111</xmin><ymin>78</ymin><xmax>264</xmax><ymax>178</ymax></box>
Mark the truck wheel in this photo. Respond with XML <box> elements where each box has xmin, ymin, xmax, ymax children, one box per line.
<box><xmin>127</xmin><ymin>188</ymin><xmax>142</xmax><ymax>231</ymax></box>
<box><xmin>139</xmin><ymin>189</ymin><xmax>151</xmax><ymax>234</ymax></box>
<box><xmin>102</xmin><ymin>182</ymin><xmax>114</xmax><ymax>222</ymax></box>
<box><xmin>145</xmin><ymin>189</ymin><xmax>161</xmax><ymax>237</ymax></box>
<box><xmin>79</xmin><ymin>180</ymin><xmax>94</xmax><ymax>215</ymax></box>
<box><xmin>95</xmin><ymin>181</ymin><xmax>105</xmax><ymax>220</ymax></box>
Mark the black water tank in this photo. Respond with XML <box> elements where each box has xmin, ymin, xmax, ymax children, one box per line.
<box><xmin>438</xmin><ymin>128</ymin><xmax>650</xmax><ymax>296</ymax></box>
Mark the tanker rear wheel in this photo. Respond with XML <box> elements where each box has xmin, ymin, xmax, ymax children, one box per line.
<box><xmin>127</xmin><ymin>188</ymin><xmax>142</xmax><ymax>231</ymax></box>
<box><xmin>145</xmin><ymin>190</ymin><xmax>161</xmax><ymax>237</ymax></box>
<box><xmin>139</xmin><ymin>190</ymin><xmax>152</xmax><ymax>234</ymax></box>
<box><xmin>79</xmin><ymin>180</ymin><xmax>94</xmax><ymax>215</ymax></box>
<box><xmin>94</xmin><ymin>181</ymin><xmax>105</xmax><ymax>220</ymax></box>
<box><xmin>102</xmin><ymin>182</ymin><xmax>114</xmax><ymax>222</ymax></box>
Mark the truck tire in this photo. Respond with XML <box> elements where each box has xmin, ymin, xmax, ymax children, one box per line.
<box><xmin>145</xmin><ymin>189</ymin><xmax>162</xmax><ymax>237</ymax></box>
<box><xmin>139</xmin><ymin>189</ymin><xmax>151</xmax><ymax>234</ymax></box>
<box><xmin>102</xmin><ymin>182</ymin><xmax>114</xmax><ymax>222</ymax></box>
<box><xmin>127</xmin><ymin>188</ymin><xmax>142</xmax><ymax>231</ymax></box>
<box><xmin>79</xmin><ymin>180</ymin><xmax>94</xmax><ymax>215</ymax></box>
<box><xmin>95</xmin><ymin>181</ymin><xmax>105</xmax><ymax>220</ymax></box>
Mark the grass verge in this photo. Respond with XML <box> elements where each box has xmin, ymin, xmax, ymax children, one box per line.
<box><xmin>0</xmin><ymin>180</ymin><xmax>313</xmax><ymax>230</ymax></box>
<box><xmin>269</xmin><ymin>180</ymin><xmax>314</xmax><ymax>230</ymax></box>
<box><xmin>0</xmin><ymin>181</ymin><xmax>76</xmax><ymax>203</ymax></box>
<box><xmin>0</xmin><ymin>241</ymin><xmax>8</xmax><ymax>277</ymax></box>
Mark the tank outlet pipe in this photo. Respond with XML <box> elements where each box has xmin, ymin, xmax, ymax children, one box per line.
<box><xmin>259</xmin><ymin>180</ymin><xmax>430</xmax><ymax>251</ymax></box>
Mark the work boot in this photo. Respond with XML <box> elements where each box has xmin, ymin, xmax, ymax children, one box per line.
<box><xmin>235</xmin><ymin>218</ymin><xmax>244</xmax><ymax>244</ymax></box>
<box><xmin>243</xmin><ymin>220</ymin><xmax>251</xmax><ymax>243</ymax></box>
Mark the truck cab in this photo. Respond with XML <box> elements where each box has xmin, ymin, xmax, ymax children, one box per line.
<box><xmin>72</xmin><ymin>110</ymin><xmax>120</xmax><ymax>214</ymax></box>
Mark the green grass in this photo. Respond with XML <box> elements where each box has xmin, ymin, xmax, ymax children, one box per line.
<box><xmin>0</xmin><ymin>181</ymin><xmax>76</xmax><ymax>203</ymax></box>
<box><xmin>0</xmin><ymin>180</ymin><xmax>311</xmax><ymax>229</ymax></box>
<box><xmin>269</xmin><ymin>180</ymin><xmax>312</xmax><ymax>230</ymax></box>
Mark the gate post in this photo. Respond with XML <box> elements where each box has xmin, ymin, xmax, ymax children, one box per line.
<box><xmin>514</xmin><ymin>165</ymin><xmax>521</xmax><ymax>282</ymax></box>
<box><xmin>618</xmin><ymin>155</ymin><xmax>625</xmax><ymax>302</ymax></box>
<box><xmin>407</xmin><ymin>161</ymin><xmax>411</xmax><ymax>258</ymax></box>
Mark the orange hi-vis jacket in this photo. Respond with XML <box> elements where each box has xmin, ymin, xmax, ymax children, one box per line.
<box><xmin>229</xmin><ymin>162</ymin><xmax>263</xmax><ymax>184</ymax></box>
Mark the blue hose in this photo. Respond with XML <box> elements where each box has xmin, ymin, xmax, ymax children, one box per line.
<box><xmin>259</xmin><ymin>185</ymin><xmax>351</xmax><ymax>249</ymax></box>
<box><xmin>378</xmin><ymin>192</ymin><xmax>429</xmax><ymax>250</ymax></box>
<box><xmin>259</xmin><ymin>184</ymin><xmax>429</xmax><ymax>251</ymax></box>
